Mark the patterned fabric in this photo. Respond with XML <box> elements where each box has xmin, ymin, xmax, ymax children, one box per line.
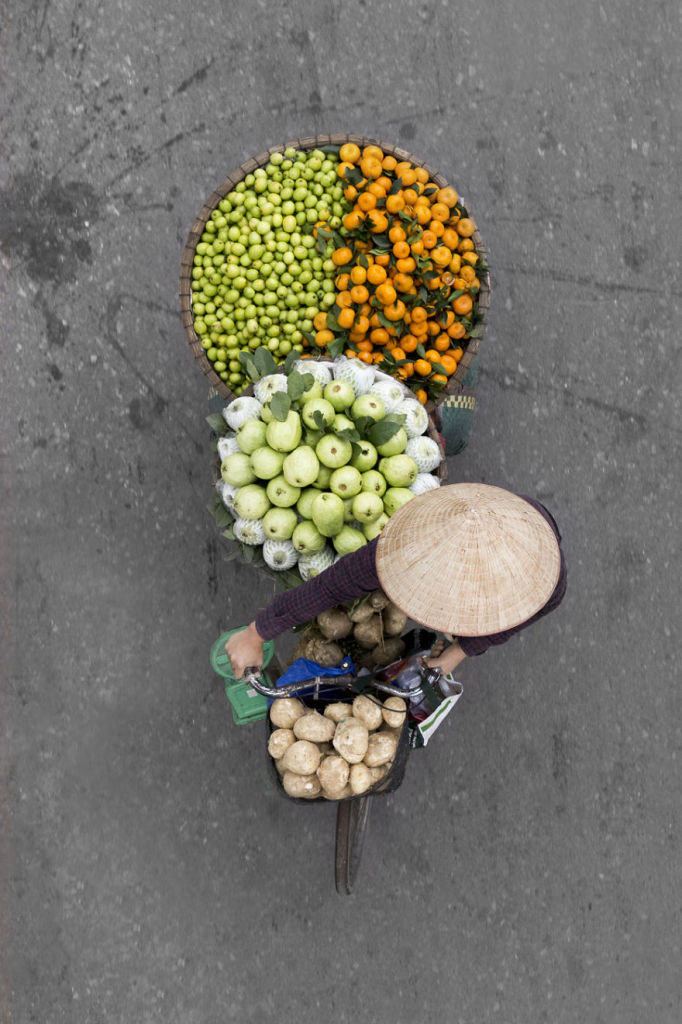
<box><xmin>255</xmin><ymin>538</ymin><xmax>381</xmax><ymax>640</ymax></box>
<box><xmin>254</xmin><ymin>497</ymin><xmax>566</xmax><ymax>657</ymax></box>
<box><xmin>436</xmin><ymin>357</ymin><xmax>479</xmax><ymax>455</ymax></box>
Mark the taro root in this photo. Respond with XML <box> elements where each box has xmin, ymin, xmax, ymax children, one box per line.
<box><xmin>352</xmin><ymin>694</ymin><xmax>383</xmax><ymax>731</ymax></box>
<box><xmin>317</xmin><ymin>754</ymin><xmax>350</xmax><ymax>796</ymax></box>
<box><xmin>353</xmin><ymin>615</ymin><xmax>384</xmax><ymax>649</ymax></box>
<box><xmin>324</xmin><ymin>702</ymin><xmax>353</xmax><ymax>724</ymax></box>
<box><xmin>333</xmin><ymin>717</ymin><xmax>369</xmax><ymax>764</ymax></box>
<box><xmin>349</xmin><ymin>599</ymin><xmax>375</xmax><ymax>623</ymax></box>
<box><xmin>382</xmin><ymin>696</ymin><xmax>408</xmax><ymax>729</ymax></box>
<box><xmin>270</xmin><ymin>697</ymin><xmax>306</xmax><ymax>730</ymax></box>
<box><xmin>349</xmin><ymin>762</ymin><xmax>373</xmax><ymax>796</ymax></box>
<box><xmin>293</xmin><ymin>710</ymin><xmax>336</xmax><ymax>743</ymax></box>
<box><xmin>364</xmin><ymin>730</ymin><xmax>398</xmax><ymax>767</ymax></box>
<box><xmin>280</xmin><ymin>739</ymin><xmax>322</xmax><ymax>776</ymax></box>
<box><xmin>382</xmin><ymin>603</ymin><xmax>408</xmax><ymax>637</ymax></box>
<box><xmin>267</xmin><ymin>728</ymin><xmax>296</xmax><ymax>760</ymax></box>
<box><xmin>369</xmin><ymin>589</ymin><xmax>390</xmax><ymax>611</ymax></box>
<box><xmin>369</xmin><ymin>637</ymin><xmax>405</xmax><ymax>666</ymax></box>
<box><xmin>317</xmin><ymin>606</ymin><xmax>353</xmax><ymax>640</ymax></box>
<box><xmin>282</xmin><ymin>772</ymin><xmax>322</xmax><ymax>799</ymax></box>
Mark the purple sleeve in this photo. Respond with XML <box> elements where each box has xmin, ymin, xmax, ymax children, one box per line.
<box><xmin>255</xmin><ymin>538</ymin><xmax>381</xmax><ymax>641</ymax></box>
<box><xmin>458</xmin><ymin>497</ymin><xmax>567</xmax><ymax>657</ymax></box>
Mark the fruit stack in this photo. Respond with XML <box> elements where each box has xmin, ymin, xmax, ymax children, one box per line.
<box><xmin>208</xmin><ymin>352</ymin><xmax>446</xmax><ymax>587</ymax></box>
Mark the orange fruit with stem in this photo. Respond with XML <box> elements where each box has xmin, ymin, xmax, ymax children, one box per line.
<box><xmin>367</xmin><ymin>264</ymin><xmax>387</xmax><ymax>285</ymax></box>
<box><xmin>337</xmin><ymin>307</ymin><xmax>355</xmax><ymax>330</ymax></box>
<box><xmin>350</xmin><ymin>284</ymin><xmax>369</xmax><ymax>304</ymax></box>
<box><xmin>315</xmin><ymin>329</ymin><xmax>335</xmax><ymax>346</ymax></box>
<box><xmin>375</xmin><ymin>281</ymin><xmax>397</xmax><ymax>306</ymax></box>
<box><xmin>457</xmin><ymin>218</ymin><xmax>475</xmax><ymax>237</ymax></box>
<box><xmin>453</xmin><ymin>293</ymin><xmax>473</xmax><ymax>316</ymax></box>
<box><xmin>366</xmin><ymin>210</ymin><xmax>389</xmax><ymax>233</ymax></box>
<box><xmin>383</xmin><ymin>299</ymin><xmax>406</xmax><ymax>322</ymax></box>
<box><xmin>339</xmin><ymin>142</ymin><xmax>361</xmax><ymax>163</ymax></box>
<box><xmin>331</xmin><ymin>247</ymin><xmax>353</xmax><ymax>266</ymax></box>
<box><xmin>414</xmin><ymin>359</ymin><xmax>432</xmax><ymax>376</ymax></box>
<box><xmin>447</xmin><ymin>321</ymin><xmax>466</xmax><ymax>340</ymax></box>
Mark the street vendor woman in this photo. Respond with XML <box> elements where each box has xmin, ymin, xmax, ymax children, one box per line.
<box><xmin>225</xmin><ymin>483</ymin><xmax>566</xmax><ymax>678</ymax></box>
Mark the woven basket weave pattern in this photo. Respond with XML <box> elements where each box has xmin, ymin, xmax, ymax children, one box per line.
<box><xmin>180</xmin><ymin>134</ymin><xmax>490</xmax><ymax>403</ymax></box>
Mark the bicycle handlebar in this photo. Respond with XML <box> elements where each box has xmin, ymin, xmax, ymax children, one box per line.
<box><xmin>243</xmin><ymin>656</ymin><xmax>438</xmax><ymax>701</ymax></box>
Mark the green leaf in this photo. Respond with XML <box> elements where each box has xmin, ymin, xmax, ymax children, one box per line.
<box><xmin>206</xmin><ymin>413</ymin><xmax>227</xmax><ymax>435</ymax></box>
<box><xmin>244</xmin><ymin>357</ymin><xmax>259</xmax><ymax>381</ymax></box>
<box><xmin>372</xmin><ymin>232</ymin><xmax>390</xmax><ymax>249</ymax></box>
<box><xmin>367</xmin><ymin>420</ymin><xmax>401</xmax><ymax>446</ymax></box>
<box><xmin>377</xmin><ymin>310</ymin><xmax>394</xmax><ymax>330</ymax></box>
<box><xmin>389</xmin><ymin>177</ymin><xmax>403</xmax><ymax>195</ymax></box>
<box><xmin>300</xmin><ymin>372</ymin><xmax>314</xmax><ymax>392</ymax></box>
<box><xmin>287</xmin><ymin>371</ymin><xmax>305</xmax><ymax>401</ymax></box>
<box><xmin>343</xmin><ymin>166</ymin><xmax>364</xmax><ymax>185</ymax></box>
<box><xmin>337</xmin><ymin>427</ymin><xmax>360</xmax><ymax>442</ymax></box>
<box><xmin>385</xmin><ymin>412</ymin><xmax>407</xmax><ymax>425</ymax></box>
<box><xmin>469</xmin><ymin>326</ymin><xmax>484</xmax><ymax>339</ymax></box>
<box><xmin>223</xmin><ymin>524</ymin><xmax>236</xmax><ymax>540</ymax></box>
<box><xmin>353</xmin><ymin>415</ymin><xmax>374</xmax><ymax>437</ymax></box>
<box><xmin>431</xmin><ymin>361</ymin><xmax>447</xmax><ymax>375</ymax></box>
<box><xmin>241</xmin><ymin>544</ymin><xmax>255</xmax><ymax>563</ymax></box>
<box><xmin>325</xmin><ymin>310</ymin><xmax>342</xmax><ymax>333</ymax></box>
<box><xmin>253</xmin><ymin>347</ymin><xmax>276</xmax><ymax>377</ymax></box>
<box><xmin>213</xmin><ymin>505</ymin><xmax>233</xmax><ymax>528</ymax></box>
<box><xmin>416</xmin><ymin>343</ymin><xmax>427</xmax><ymax>358</ymax></box>
<box><xmin>282</xmin><ymin>349</ymin><xmax>299</xmax><ymax>374</ymax></box>
<box><xmin>328</xmin><ymin>337</ymin><xmax>345</xmax><ymax>358</ymax></box>
<box><xmin>358</xmin><ymin>253</ymin><xmax>369</xmax><ymax>269</ymax></box>
<box><xmin>312</xmin><ymin>409</ymin><xmax>327</xmax><ymax>432</ymax></box>
<box><xmin>301</xmin><ymin>330</ymin><xmax>316</xmax><ymax>346</ymax></box>
<box><xmin>269</xmin><ymin>391</ymin><xmax>291</xmax><ymax>421</ymax></box>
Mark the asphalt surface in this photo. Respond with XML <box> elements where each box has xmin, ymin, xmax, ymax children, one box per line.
<box><xmin>3</xmin><ymin>1</ymin><xmax>681</xmax><ymax>1022</ymax></box>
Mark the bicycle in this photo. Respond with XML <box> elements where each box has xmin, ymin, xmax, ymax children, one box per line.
<box><xmin>244</xmin><ymin>628</ymin><xmax>461</xmax><ymax>894</ymax></box>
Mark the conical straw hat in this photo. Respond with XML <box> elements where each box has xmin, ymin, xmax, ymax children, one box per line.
<box><xmin>375</xmin><ymin>483</ymin><xmax>561</xmax><ymax>636</ymax></box>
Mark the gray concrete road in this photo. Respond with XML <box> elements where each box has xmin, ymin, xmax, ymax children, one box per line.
<box><xmin>3</xmin><ymin>1</ymin><xmax>681</xmax><ymax>1022</ymax></box>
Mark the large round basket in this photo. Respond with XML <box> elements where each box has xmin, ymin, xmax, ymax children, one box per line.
<box><xmin>180</xmin><ymin>133</ymin><xmax>490</xmax><ymax>404</ymax></box>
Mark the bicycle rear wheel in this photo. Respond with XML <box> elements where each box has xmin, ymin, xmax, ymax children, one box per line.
<box><xmin>335</xmin><ymin>796</ymin><xmax>371</xmax><ymax>894</ymax></box>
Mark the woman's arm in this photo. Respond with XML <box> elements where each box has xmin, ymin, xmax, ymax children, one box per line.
<box><xmin>425</xmin><ymin>639</ymin><xmax>468</xmax><ymax>675</ymax></box>
<box><xmin>225</xmin><ymin>538</ymin><xmax>382</xmax><ymax>677</ymax></box>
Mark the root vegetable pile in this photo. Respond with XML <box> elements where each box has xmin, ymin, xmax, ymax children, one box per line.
<box><xmin>295</xmin><ymin>587</ymin><xmax>408</xmax><ymax>668</ymax></box>
<box><xmin>268</xmin><ymin>693</ymin><xmax>408</xmax><ymax>800</ymax></box>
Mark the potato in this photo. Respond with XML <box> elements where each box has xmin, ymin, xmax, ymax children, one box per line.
<box><xmin>369</xmin><ymin>589</ymin><xmax>390</xmax><ymax>610</ymax></box>
<box><xmin>267</xmin><ymin>728</ymin><xmax>296</xmax><ymax>760</ymax></box>
<box><xmin>349</xmin><ymin>762</ymin><xmax>373</xmax><ymax>796</ymax></box>
<box><xmin>382</xmin><ymin>696</ymin><xmax>408</xmax><ymax>729</ymax></box>
<box><xmin>317</xmin><ymin>607</ymin><xmax>353</xmax><ymax>640</ymax></box>
<box><xmin>369</xmin><ymin>636</ymin><xmax>406</xmax><ymax>665</ymax></box>
<box><xmin>364</xmin><ymin>731</ymin><xmax>398</xmax><ymax>767</ymax></box>
<box><xmin>349</xmin><ymin>599</ymin><xmax>375</xmax><ymax>623</ymax></box>
<box><xmin>307</xmin><ymin>636</ymin><xmax>344</xmax><ymax>668</ymax></box>
<box><xmin>352</xmin><ymin>694</ymin><xmax>383</xmax><ymax>731</ymax></box>
<box><xmin>293</xmin><ymin>710</ymin><xmax>336</xmax><ymax>743</ymax></box>
<box><xmin>270</xmin><ymin>697</ymin><xmax>306</xmax><ymax>730</ymax></box>
<box><xmin>282</xmin><ymin>772</ymin><xmax>322</xmax><ymax>799</ymax></box>
<box><xmin>368</xmin><ymin>763</ymin><xmax>390</xmax><ymax>785</ymax></box>
<box><xmin>382</xmin><ymin>603</ymin><xmax>408</xmax><ymax>637</ymax></box>
<box><xmin>321</xmin><ymin>784</ymin><xmax>353</xmax><ymax>801</ymax></box>
<box><xmin>275</xmin><ymin>757</ymin><xmax>287</xmax><ymax>776</ymax></box>
<box><xmin>280</xmin><ymin>739</ymin><xmax>322</xmax><ymax>776</ymax></box>
<box><xmin>354</xmin><ymin>615</ymin><xmax>384</xmax><ymax>649</ymax></box>
<box><xmin>333</xmin><ymin>718</ymin><xmax>369</xmax><ymax>764</ymax></box>
<box><xmin>317</xmin><ymin>754</ymin><xmax>350</xmax><ymax>795</ymax></box>
<box><xmin>324</xmin><ymin>702</ymin><xmax>353</xmax><ymax>724</ymax></box>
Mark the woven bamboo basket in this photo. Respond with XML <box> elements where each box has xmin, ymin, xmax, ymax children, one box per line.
<box><xmin>180</xmin><ymin>133</ymin><xmax>490</xmax><ymax>405</ymax></box>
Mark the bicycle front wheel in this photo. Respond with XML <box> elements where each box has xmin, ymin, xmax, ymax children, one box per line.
<box><xmin>335</xmin><ymin>796</ymin><xmax>371</xmax><ymax>895</ymax></box>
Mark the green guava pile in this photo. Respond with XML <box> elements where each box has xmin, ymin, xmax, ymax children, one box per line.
<box><xmin>211</xmin><ymin>351</ymin><xmax>443</xmax><ymax>584</ymax></box>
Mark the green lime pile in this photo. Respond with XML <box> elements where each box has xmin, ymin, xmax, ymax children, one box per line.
<box><xmin>190</xmin><ymin>148</ymin><xmax>349</xmax><ymax>394</ymax></box>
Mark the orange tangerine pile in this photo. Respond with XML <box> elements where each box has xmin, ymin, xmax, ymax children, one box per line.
<box><xmin>305</xmin><ymin>142</ymin><xmax>486</xmax><ymax>404</ymax></box>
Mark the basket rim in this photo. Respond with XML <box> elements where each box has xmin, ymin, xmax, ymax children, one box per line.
<box><xmin>180</xmin><ymin>133</ymin><xmax>491</xmax><ymax>403</ymax></box>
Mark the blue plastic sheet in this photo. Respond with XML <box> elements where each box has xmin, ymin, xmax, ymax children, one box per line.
<box><xmin>268</xmin><ymin>656</ymin><xmax>355</xmax><ymax>705</ymax></box>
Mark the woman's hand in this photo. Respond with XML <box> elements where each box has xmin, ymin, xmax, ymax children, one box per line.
<box><xmin>425</xmin><ymin>639</ymin><xmax>467</xmax><ymax>675</ymax></box>
<box><xmin>225</xmin><ymin>622</ymin><xmax>265</xmax><ymax>679</ymax></box>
